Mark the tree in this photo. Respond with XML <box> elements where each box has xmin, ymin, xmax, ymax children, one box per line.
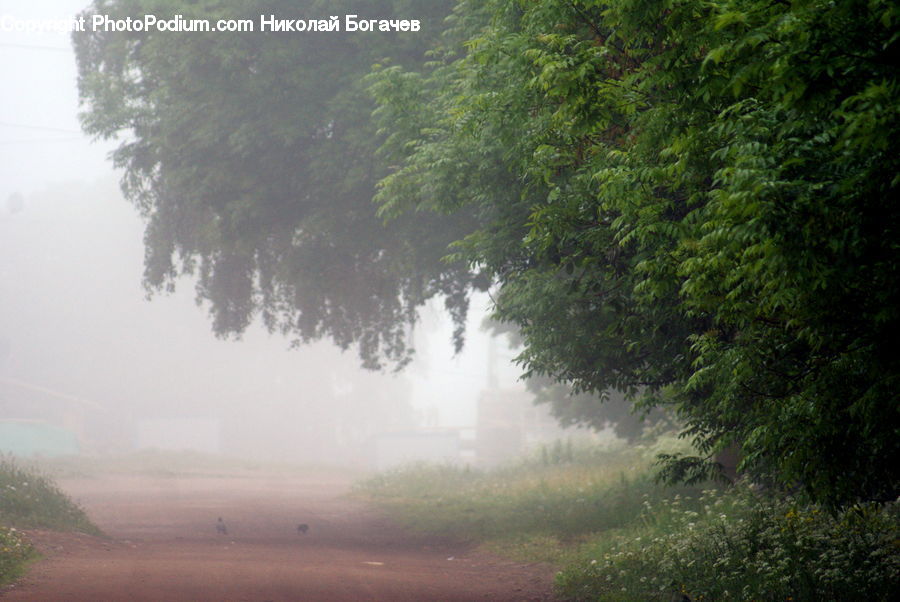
<box><xmin>77</xmin><ymin>0</ymin><xmax>900</xmax><ymax>506</ymax></box>
<box><xmin>485</xmin><ymin>319</ymin><xmax>674</xmax><ymax>441</ymax></box>
<box><xmin>370</xmin><ymin>0</ymin><xmax>900</xmax><ymax>507</ymax></box>
<box><xmin>527</xmin><ymin>376</ymin><xmax>675</xmax><ymax>443</ymax></box>
<box><xmin>74</xmin><ymin>0</ymin><xmax>482</xmax><ymax>370</ymax></box>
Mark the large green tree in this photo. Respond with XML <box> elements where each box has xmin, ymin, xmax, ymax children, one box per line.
<box><xmin>370</xmin><ymin>0</ymin><xmax>899</xmax><ymax>506</ymax></box>
<box><xmin>74</xmin><ymin>0</ymin><xmax>481</xmax><ymax>370</ymax></box>
<box><xmin>485</xmin><ymin>319</ymin><xmax>675</xmax><ymax>441</ymax></box>
<box><xmin>77</xmin><ymin>0</ymin><xmax>900</xmax><ymax>507</ymax></box>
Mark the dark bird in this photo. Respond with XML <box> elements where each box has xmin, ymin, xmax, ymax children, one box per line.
<box><xmin>297</xmin><ymin>523</ymin><xmax>309</xmax><ymax>534</ymax></box>
<box><xmin>216</xmin><ymin>517</ymin><xmax>228</xmax><ymax>535</ymax></box>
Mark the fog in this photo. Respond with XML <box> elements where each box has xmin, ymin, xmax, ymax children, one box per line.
<box><xmin>0</xmin><ymin>179</ymin><xmax>546</xmax><ymax>466</ymax></box>
<box><xmin>0</xmin><ymin>1</ymin><xmax>578</xmax><ymax>469</ymax></box>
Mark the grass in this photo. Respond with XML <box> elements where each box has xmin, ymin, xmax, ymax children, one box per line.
<box><xmin>355</xmin><ymin>436</ymin><xmax>900</xmax><ymax>601</ymax></box>
<box><xmin>0</xmin><ymin>456</ymin><xmax>102</xmax><ymax>585</ymax></box>
<box><xmin>355</xmin><ymin>436</ymin><xmax>703</xmax><ymax>561</ymax></box>
<box><xmin>0</xmin><ymin>525</ymin><xmax>35</xmax><ymax>587</ymax></box>
<box><xmin>557</xmin><ymin>488</ymin><xmax>899</xmax><ymax>600</ymax></box>
<box><xmin>0</xmin><ymin>456</ymin><xmax>100</xmax><ymax>534</ymax></box>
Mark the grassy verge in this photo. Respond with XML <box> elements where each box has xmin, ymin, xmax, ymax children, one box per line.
<box><xmin>558</xmin><ymin>488</ymin><xmax>899</xmax><ymax>601</ymax></box>
<box><xmin>355</xmin><ymin>438</ymin><xmax>899</xmax><ymax>600</ymax></box>
<box><xmin>1</xmin><ymin>456</ymin><xmax>102</xmax><ymax>585</ymax></box>
<box><xmin>0</xmin><ymin>525</ymin><xmax>35</xmax><ymax>587</ymax></box>
<box><xmin>355</xmin><ymin>437</ymin><xmax>702</xmax><ymax>562</ymax></box>
<box><xmin>0</xmin><ymin>457</ymin><xmax>100</xmax><ymax>534</ymax></box>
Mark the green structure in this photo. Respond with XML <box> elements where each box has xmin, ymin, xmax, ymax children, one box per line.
<box><xmin>0</xmin><ymin>420</ymin><xmax>79</xmax><ymax>457</ymax></box>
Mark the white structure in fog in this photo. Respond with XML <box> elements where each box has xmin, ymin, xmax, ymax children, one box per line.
<box><xmin>135</xmin><ymin>418</ymin><xmax>221</xmax><ymax>454</ymax></box>
<box><xmin>371</xmin><ymin>430</ymin><xmax>465</xmax><ymax>470</ymax></box>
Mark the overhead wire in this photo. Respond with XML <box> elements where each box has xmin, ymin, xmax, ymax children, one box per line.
<box><xmin>0</xmin><ymin>41</ymin><xmax>70</xmax><ymax>53</ymax></box>
<box><xmin>0</xmin><ymin>137</ymin><xmax>85</xmax><ymax>145</ymax></box>
<box><xmin>0</xmin><ymin>120</ymin><xmax>82</xmax><ymax>134</ymax></box>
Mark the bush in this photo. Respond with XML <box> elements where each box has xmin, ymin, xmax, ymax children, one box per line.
<box><xmin>356</xmin><ymin>438</ymin><xmax>704</xmax><ymax>547</ymax></box>
<box><xmin>556</xmin><ymin>486</ymin><xmax>900</xmax><ymax>601</ymax></box>
<box><xmin>0</xmin><ymin>456</ymin><xmax>100</xmax><ymax>534</ymax></box>
<box><xmin>0</xmin><ymin>526</ymin><xmax>35</xmax><ymax>585</ymax></box>
<box><xmin>0</xmin><ymin>456</ymin><xmax>101</xmax><ymax>585</ymax></box>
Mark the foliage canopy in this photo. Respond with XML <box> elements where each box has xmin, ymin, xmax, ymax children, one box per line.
<box><xmin>77</xmin><ymin>0</ymin><xmax>900</xmax><ymax>507</ymax></box>
<box><xmin>74</xmin><ymin>0</ymin><xmax>479</xmax><ymax>370</ymax></box>
<box><xmin>369</xmin><ymin>0</ymin><xmax>900</xmax><ymax>506</ymax></box>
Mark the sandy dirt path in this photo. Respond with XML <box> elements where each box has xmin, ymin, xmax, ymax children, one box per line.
<box><xmin>2</xmin><ymin>472</ymin><xmax>557</xmax><ymax>601</ymax></box>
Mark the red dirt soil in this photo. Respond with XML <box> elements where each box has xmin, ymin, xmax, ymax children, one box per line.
<box><xmin>2</xmin><ymin>472</ymin><xmax>558</xmax><ymax>601</ymax></box>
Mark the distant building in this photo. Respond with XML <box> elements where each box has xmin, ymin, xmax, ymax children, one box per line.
<box><xmin>135</xmin><ymin>417</ymin><xmax>221</xmax><ymax>454</ymax></box>
<box><xmin>0</xmin><ymin>419</ymin><xmax>79</xmax><ymax>456</ymax></box>
<box><xmin>370</xmin><ymin>429</ymin><xmax>463</xmax><ymax>470</ymax></box>
<box><xmin>0</xmin><ymin>375</ymin><xmax>104</xmax><ymax>455</ymax></box>
<box><xmin>476</xmin><ymin>387</ymin><xmax>587</xmax><ymax>466</ymax></box>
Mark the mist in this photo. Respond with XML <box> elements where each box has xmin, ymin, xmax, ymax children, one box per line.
<box><xmin>2</xmin><ymin>176</ymin><xmax>583</xmax><ymax>467</ymax></box>
<box><xmin>2</xmin><ymin>1</ymin><xmax>893</xmax><ymax>600</ymax></box>
<box><xmin>0</xmin><ymin>0</ymin><xmax>583</xmax><ymax>469</ymax></box>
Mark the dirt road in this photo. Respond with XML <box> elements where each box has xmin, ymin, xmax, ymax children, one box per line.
<box><xmin>3</xmin><ymin>471</ymin><xmax>557</xmax><ymax>601</ymax></box>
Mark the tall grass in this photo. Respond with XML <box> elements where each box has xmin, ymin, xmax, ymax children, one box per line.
<box><xmin>1</xmin><ymin>456</ymin><xmax>102</xmax><ymax>585</ymax></box>
<box><xmin>557</xmin><ymin>488</ymin><xmax>899</xmax><ymax>601</ymax></box>
<box><xmin>0</xmin><ymin>525</ymin><xmax>34</xmax><ymax>586</ymax></box>
<box><xmin>0</xmin><ymin>456</ymin><xmax>100</xmax><ymax>534</ymax></box>
<box><xmin>356</xmin><ymin>437</ymin><xmax>704</xmax><ymax>554</ymax></box>
<box><xmin>355</xmin><ymin>439</ymin><xmax>899</xmax><ymax>600</ymax></box>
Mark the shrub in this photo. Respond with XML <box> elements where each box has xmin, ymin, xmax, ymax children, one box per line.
<box><xmin>356</xmin><ymin>438</ymin><xmax>704</xmax><ymax>546</ymax></box>
<box><xmin>0</xmin><ymin>526</ymin><xmax>35</xmax><ymax>585</ymax></box>
<box><xmin>557</xmin><ymin>486</ymin><xmax>900</xmax><ymax>601</ymax></box>
<box><xmin>0</xmin><ymin>456</ymin><xmax>100</xmax><ymax>534</ymax></box>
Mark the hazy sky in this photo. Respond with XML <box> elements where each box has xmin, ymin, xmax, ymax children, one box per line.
<box><xmin>0</xmin><ymin>0</ymin><xmax>114</xmax><ymax>199</ymax></box>
<box><xmin>0</xmin><ymin>1</ymin><xmax>525</xmax><ymax>458</ymax></box>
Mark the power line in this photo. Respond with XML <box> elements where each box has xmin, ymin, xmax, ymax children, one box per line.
<box><xmin>0</xmin><ymin>41</ymin><xmax>70</xmax><ymax>53</ymax></box>
<box><xmin>0</xmin><ymin>137</ymin><xmax>85</xmax><ymax>145</ymax></box>
<box><xmin>0</xmin><ymin>120</ymin><xmax>82</xmax><ymax>134</ymax></box>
